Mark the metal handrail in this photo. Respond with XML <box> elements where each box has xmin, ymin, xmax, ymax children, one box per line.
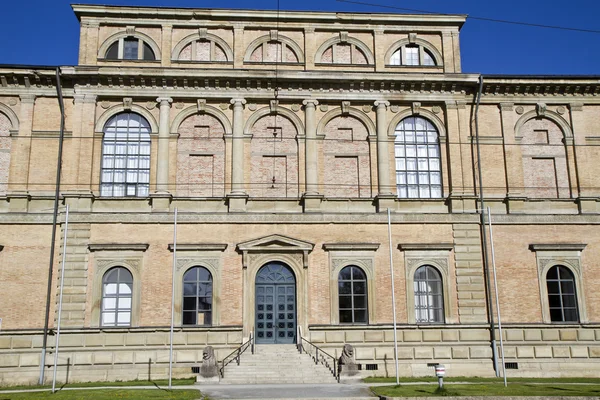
<box><xmin>219</xmin><ymin>332</ymin><xmax>254</xmax><ymax>378</ymax></box>
<box><xmin>297</xmin><ymin>335</ymin><xmax>339</xmax><ymax>382</ymax></box>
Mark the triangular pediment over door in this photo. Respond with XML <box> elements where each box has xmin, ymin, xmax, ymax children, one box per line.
<box><xmin>237</xmin><ymin>234</ymin><xmax>314</xmax><ymax>268</ymax></box>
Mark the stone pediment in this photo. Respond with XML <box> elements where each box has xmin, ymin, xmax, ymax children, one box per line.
<box><xmin>237</xmin><ymin>234</ymin><xmax>314</xmax><ymax>253</ymax></box>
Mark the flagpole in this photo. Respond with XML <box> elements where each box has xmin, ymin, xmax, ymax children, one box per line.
<box><xmin>168</xmin><ymin>207</ymin><xmax>178</xmax><ymax>390</ymax></box>
<box><xmin>387</xmin><ymin>209</ymin><xmax>399</xmax><ymax>385</ymax></box>
<box><xmin>52</xmin><ymin>204</ymin><xmax>69</xmax><ymax>393</ymax></box>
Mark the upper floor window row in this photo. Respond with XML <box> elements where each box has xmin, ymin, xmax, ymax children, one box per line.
<box><xmin>105</xmin><ymin>37</ymin><xmax>156</xmax><ymax>61</ymax></box>
<box><xmin>99</xmin><ymin>31</ymin><xmax>440</xmax><ymax>67</ymax></box>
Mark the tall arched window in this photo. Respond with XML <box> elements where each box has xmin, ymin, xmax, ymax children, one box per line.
<box><xmin>414</xmin><ymin>265</ymin><xmax>444</xmax><ymax>323</ymax></box>
<box><xmin>101</xmin><ymin>267</ymin><xmax>133</xmax><ymax>327</ymax></box>
<box><xmin>101</xmin><ymin>113</ymin><xmax>151</xmax><ymax>197</ymax></box>
<box><xmin>338</xmin><ymin>265</ymin><xmax>368</xmax><ymax>324</ymax></box>
<box><xmin>183</xmin><ymin>266</ymin><xmax>213</xmax><ymax>326</ymax></box>
<box><xmin>394</xmin><ymin>116</ymin><xmax>442</xmax><ymax>198</ymax></box>
<box><xmin>547</xmin><ymin>265</ymin><xmax>579</xmax><ymax>322</ymax></box>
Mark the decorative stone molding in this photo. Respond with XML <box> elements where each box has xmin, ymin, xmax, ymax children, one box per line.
<box><xmin>97</xmin><ymin>30</ymin><xmax>162</xmax><ymax>60</ymax></box>
<box><xmin>125</xmin><ymin>25</ymin><xmax>136</xmax><ymax>35</ymax></box>
<box><xmin>170</xmin><ymin>104</ymin><xmax>232</xmax><ymax>135</ymax></box>
<box><xmin>529</xmin><ymin>243</ymin><xmax>586</xmax><ymax>252</ymax></box>
<box><xmin>536</xmin><ymin>103</ymin><xmax>547</xmax><ymax>117</ymax></box>
<box><xmin>408</xmin><ymin>33</ymin><xmax>417</xmax><ymax>44</ymax></box>
<box><xmin>323</xmin><ymin>243</ymin><xmax>380</xmax><ymax>252</ymax></box>
<box><xmin>89</xmin><ymin>243</ymin><xmax>149</xmax><ymax>252</ymax></box>
<box><xmin>390</xmin><ymin>105</ymin><xmax>399</xmax><ymax>113</ymax></box>
<box><xmin>432</xmin><ymin>106</ymin><xmax>441</xmax><ymax>114</ymax></box>
<box><xmin>556</xmin><ymin>106</ymin><xmax>566</xmax><ymax>115</ymax></box>
<box><xmin>243</xmin><ymin>104</ymin><xmax>304</xmax><ymax>136</ymax></box>
<box><xmin>123</xmin><ymin>97</ymin><xmax>133</xmax><ymax>110</ymax></box>
<box><xmin>247</xmin><ymin>103</ymin><xmax>257</xmax><ymax>111</ymax></box>
<box><xmin>341</xmin><ymin>101</ymin><xmax>351</xmax><ymax>115</ymax></box>
<box><xmin>291</xmin><ymin>104</ymin><xmax>301</xmax><ymax>112</ymax></box>
<box><xmin>8</xmin><ymin>98</ymin><xmax>18</xmax><ymax>106</ymax></box>
<box><xmin>515</xmin><ymin>106</ymin><xmax>525</xmax><ymax>115</ymax></box>
<box><xmin>411</xmin><ymin>102</ymin><xmax>421</xmax><ymax>115</ymax></box>
<box><xmin>269</xmin><ymin>99</ymin><xmax>279</xmax><ymax>113</ymax></box>
<box><xmin>197</xmin><ymin>99</ymin><xmax>207</xmax><ymax>113</ymax></box>
<box><xmin>243</xmin><ymin>33</ymin><xmax>305</xmax><ymax>63</ymax></box>
<box><xmin>319</xmin><ymin>104</ymin><xmax>328</xmax><ymax>112</ymax></box>
<box><xmin>317</xmin><ymin>106</ymin><xmax>376</xmax><ymax>137</ymax></box>
<box><xmin>198</xmin><ymin>28</ymin><xmax>208</xmax><ymax>39</ymax></box>
<box><xmin>399</xmin><ymin>243</ymin><xmax>454</xmax><ymax>251</ymax></box>
<box><xmin>339</xmin><ymin>31</ymin><xmax>349</xmax><ymax>43</ymax></box>
<box><xmin>314</xmin><ymin>35</ymin><xmax>375</xmax><ymax>65</ymax></box>
<box><xmin>168</xmin><ymin>243</ymin><xmax>228</xmax><ymax>252</ymax></box>
<box><xmin>499</xmin><ymin>103</ymin><xmax>514</xmax><ymax>112</ymax></box>
<box><xmin>270</xmin><ymin>30</ymin><xmax>278</xmax><ymax>41</ymax></box>
<box><xmin>570</xmin><ymin>103</ymin><xmax>583</xmax><ymax>112</ymax></box>
<box><xmin>237</xmin><ymin>234</ymin><xmax>314</xmax><ymax>269</ymax></box>
<box><xmin>171</xmin><ymin>30</ymin><xmax>234</xmax><ymax>62</ymax></box>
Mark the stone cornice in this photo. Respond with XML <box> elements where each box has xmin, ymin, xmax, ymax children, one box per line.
<box><xmin>88</xmin><ymin>243</ymin><xmax>149</xmax><ymax>252</ymax></box>
<box><xmin>398</xmin><ymin>243</ymin><xmax>454</xmax><ymax>251</ymax></box>
<box><xmin>322</xmin><ymin>243</ymin><xmax>380</xmax><ymax>251</ymax></box>
<box><xmin>167</xmin><ymin>243</ymin><xmax>228</xmax><ymax>252</ymax></box>
<box><xmin>72</xmin><ymin>5</ymin><xmax>467</xmax><ymax>29</ymax></box>
<box><xmin>529</xmin><ymin>243</ymin><xmax>587</xmax><ymax>252</ymax></box>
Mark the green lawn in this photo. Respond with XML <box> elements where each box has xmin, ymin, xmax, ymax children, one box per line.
<box><xmin>365</xmin><ymin>376</ymin><xmax>600</xmax><ymax>384</ymax></box>
<box><xmin>0</xmin><ymin>389</ymin><xmax>203</xmax><ymax>400</ymax></box>
<box><xmin>372</xmin><ymin>383</ymin><xmax>600</xmax><ymax>398</ymax></box>
<box><xmin>0</xmin><ymin>378</ymin><xmax>196</xmax><ymax>391</ymax></box>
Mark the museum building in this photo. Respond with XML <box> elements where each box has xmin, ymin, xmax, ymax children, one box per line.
<box><xmin>0</xmin><ymin>4</ymin><xmax>599</xmax><ymax>384</ymax></box>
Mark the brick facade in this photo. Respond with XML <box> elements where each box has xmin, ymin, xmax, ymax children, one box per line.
<box><xmin>0</xmin><ymin>4</ymin><xmax>599</xmax><ymax>385</ymax></box>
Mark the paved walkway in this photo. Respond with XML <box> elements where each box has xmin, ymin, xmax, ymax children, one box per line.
<box><xmin>196</xmin><ymin>383</ymin><xmax>378</xmax><ymax>399</ymax></box>
<box><xmin>0</xmin><ymin>383</ymin><xmax>379</xmax><ymax>399</ymax></box>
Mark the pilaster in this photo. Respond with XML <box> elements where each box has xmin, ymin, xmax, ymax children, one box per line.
<box><xmin>161</xmin><ymin>24</ymin><xmax>173</xmax><ymax>67</ymax></box>
<box><xmin>499</xmin><ymin>102</ymin><xmax>526</xmax><ymax>211</ymax></box>
<box><xmin>8</xmin><ymin>94</ymin><xmax>35</xmax><ymax>195</ymax></box>
<box><xmin>76</xmin><ymin>94</ymin><xmax>97</xmax><ymax>193</ymax></box>
<box><xmin>228</xmin><ymin>98</ymin><xmax>248</xmax><ymax>212</ymax></box>
<box><xmin>156</xmin><ymin>97</ymin><xmax>173</xmax><ymax>193</ymax></box>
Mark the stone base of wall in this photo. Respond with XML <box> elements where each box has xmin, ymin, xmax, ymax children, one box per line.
<box><xmin>307</xmin><ymin>325</ymin><xmax>600</xmax><ymax>378</ymax></box>
<box><xmin>1</xmin><ymin>324</ymin><xmax>599</xmax><ymax>385</ymax></box>
<box><xmin>0</xmin><ymin>327</ymin><xmax>242</xmax><ymax>385</ymax></box>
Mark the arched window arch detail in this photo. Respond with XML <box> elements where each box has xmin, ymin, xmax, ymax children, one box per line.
<box><xmin>101</xmin><ymin>266</ymin><xmax>133</xmax><ymax>327</ymax></box>
<box><xmin>172</xmin><ymin>32</ymin><xmax>234</xmax><ymax>62</ymax></box>
<box><xmin>394</xmin><ymin>116</ymin><xmax>442</xmax><ymax>198</ymax></box>
<box><xmin>546</xmin><ymin>265</ymin><xmax>579</xmax><ymax>323</ymax></box>
<box><xmin>515</xmin><ymin>112</ymin><xmax>571</xmax><ymax>199</ymax></box>
<box><xmin>244</xmin><ymin>34</ymin><xmax>304</xmax><ymax>63</ymax></box>
<box><xmin>0</xmin><ymin>109</ymin><xmax>16</xmax><ymax>195</ymax></box>
<box><xmin>338</xmin><ymin>265</ymin><xmax>368</xmax><ymax>324</ymax></box>
<box><xmin>182</xmin><ymin>266</ymin><xmax>213</xmax><ymax>326</ymax></box>
<box><xmin>315</xmin><ymin>36</ymin><xmax>374</xmax><ymax>65</ymax></box>
<box><xmin>101</xmin><ymin>112</ymin><xmax>151</xmax><ymax>197</ymax></box>
<box><xmin>98</xmin><ymin>31</ymin><xmax>160</xmax><ymax>61</ymax></box>
<box><xmin>385</xmin><ymin>38</ymin><xmax>442</xmax><ymax>67</ymax></box>
<box><xmin>414</xmin><ymin>265</ymin><xmax>444</xmax><ymax>323</ymax></box>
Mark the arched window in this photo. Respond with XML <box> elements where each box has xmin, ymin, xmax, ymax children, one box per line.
<box><xmin>338</xmin><ymin>265</ymin><xmax>368</xmax><ymax>324</ymax></box>
<box><xmin>389</xmin><ymin>45</ymin><xmax>436</xmax><ymax>66</ymax></box>
<box><xmin>547</xmin><ymin>265</ymin><xmax>579</xmax><ymax>322</ymax></box>
<box><xmin>394</xmin><ymin>116</ymin><xmax>442</xmax><ymax>198</ymax></box>
<box><xmin>414</xmin><ymin>265</ymin><xmax>444</xmax><ymax>323</ymax></box>
<box><xmin>105</xmin><ymin>37</ymin><xmax>156</xmax><ymax>60</ymax></box>
<box><xmin>101</xmin><ymin>267</ymin><xmax>133</xmax><ymax>327</ymax></box>
<box><xmin>183</xmin><ymin>266</ymin><xmax>213</xmax><ymax>326</ymax></box>
<box><xmin>101</xmin><ymin>113</ymin><xmax>151</xmax><ymax>197</ymax></box>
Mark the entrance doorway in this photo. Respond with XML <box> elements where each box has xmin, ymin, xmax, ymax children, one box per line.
<box><xmin>255</xmin><ymin>262</ymin><xmax>296</xmax><ymax>344</ymax></box>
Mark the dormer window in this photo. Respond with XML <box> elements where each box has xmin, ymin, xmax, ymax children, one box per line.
<box><xmin>105</xmin><ymin>37</ymin><xmax>156</xmax><ymax>61</ymax></box>
<box><xmin>389</xmin><ymin>44</ymin><xmax>437</xmax><ymax>66</ymax></box>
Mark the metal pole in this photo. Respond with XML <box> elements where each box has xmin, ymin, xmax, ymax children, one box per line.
<box><xmin>387</xmin><ymin>209</ymin><xmax>400</xmax><ymax>385</ymax></box>
<box><xmin>52</xmin><ymin>205</ymin><xmax>69</xmax><ymax>393</ymax></box>
<box><xmin>168</xmin><ymin>208</ymin><xmax>178</xmax><ymax>390</ymax></box>
<box><xmin>487</xmin><ymin>207</ymin><xmax>507</xmax><ymax>387</ymax></box>
<box><xmin>39</xmin><ymin>67</ymin><xmax>67</xmax><ymax>385</ymax></box>
<box><xmin>474</xmin><ymin>75</ymin><xmax>499</xmax><ymax>376</ymax></box>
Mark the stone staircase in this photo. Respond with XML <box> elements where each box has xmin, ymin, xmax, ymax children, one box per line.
<box><xmin>219</xmin><ymin>344</ymin><xmax>339</xmax><ymax>384</ymax></box>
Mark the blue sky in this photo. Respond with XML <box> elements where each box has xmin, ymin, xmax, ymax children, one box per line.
<box><xmin>1</xmin><ymin>0</ymin><xmax>598</xmax><ymax>75</ymax></box>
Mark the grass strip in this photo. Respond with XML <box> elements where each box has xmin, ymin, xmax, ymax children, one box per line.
<box><xmin>365</xmin><ymin>376</ymin><xmax>600</xmax><ymax>384</ymax></box>
<box><xmin>0</xmin><ymin>389</ymin><xmax>202</xmax><ymax>400</ymax></box>
<box><xmin>372</xmin><ymin>383</ymin><xmax>600</xmax><ymax>397</ymax></box>
<box><xmin>0</xmin><ymin>378</ymin><xmax>196</xmax><ymax>391</ymax></box>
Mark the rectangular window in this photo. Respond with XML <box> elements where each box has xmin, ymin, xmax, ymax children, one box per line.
<box><xmin>123</xmin><ymin>38</ymin><xmax>139</xmax><ymax>60</ymax></box>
